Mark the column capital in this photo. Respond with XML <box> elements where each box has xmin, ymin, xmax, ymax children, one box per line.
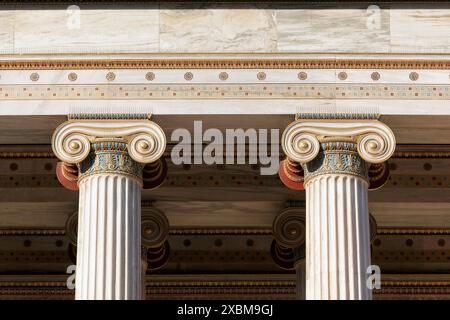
<box><xmin>51</xmin><ymin>120</ymin><xmax>166</xmax><ymax>165</ymax></box>
<box><xmin>281</xmin><ymin>119</ymin><xmax>396</xmax><ymax>164</ymax></box>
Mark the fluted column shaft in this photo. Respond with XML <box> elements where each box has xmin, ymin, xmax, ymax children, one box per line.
<box><xmin>305</xmin><ymin>173</ymin><xmax>370</xmax><ymax>299</ymax></box>
<box><xmin>303</xmin><ymin>141</ymin><xmax>371</xmax><ymax>300</ymax></box>
<box><xmin>75</xmin><ymin>141</ymin><xmax>144</xmax><ymax>300</ymax></box>
<box><xmin>76</xmin><ymin>173</ymin><xmax>141</xmax><ymax>299</ymax></box>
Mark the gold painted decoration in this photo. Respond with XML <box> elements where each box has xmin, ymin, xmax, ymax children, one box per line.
<box><xmin>184</xmin><ymin>72</ymin><xmax>193</xmax><ymax>81</ymax></box>
<box><xmin>338</xmin><ymin>71</ymin><xmax>348</xmax><ymax>80</ymax></box>
<box><xmin>145</xmin><ymin>72</ymin><xmax>155</xmax><ymax>81</ymax></box>
<box><xmin>67</xmin><ymin>72</ymin><xmax>77</xmax><ymax>81</ymax></box>
<box><xmin>297</xmin><ymin>72</ymin><xmax>307</xmax><ymax>80</ymax></box>
<box><xmin>371</xmin><ymin>72</ymin><xmax>381</xmax><ymax>81</ymax></box>
<box><xmin>30</xmin><ymin>73</ymin><xmax>39</xmax><ymax>81</ymax></box>
<box><xmin>257</xmin><ymin>71</ymin><xmax>266</xmax><ymax>80</ymax></box>
<box><xmin>3</xmin><ymin>58</ymin><xmax>450</xmax><ymax>70</ymax></box>
<box><xmin>409</xmin><ymin>72</ymin><xmax>419</xmax><ymax>81</ymax></box>
<box><xmin>218</xmin><ymin>72</ymin><xmax>228</xmax><ymax>81</ymax></box>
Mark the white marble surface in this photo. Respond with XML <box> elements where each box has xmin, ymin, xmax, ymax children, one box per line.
<box><xmin>390</xmin><ymin>9</ymin><xmax>450</xmax><ymax>53</ymax></box>
<box><xmin>76</xmin><ymin>174</ymin><xmax>142</xmax><ymax>300</ymax></box>
<box><xmin>275</xmin><ymin>7</ymin><xmax>391</xmax><ymax>53</ymax></box>
<box><xmin>160</xmin><ymin>7</ymin><xmax>277</xmax><ymax>52</ymax></box>
<box><xmin>305</xmin><ymin>174</ymin><xmax>372</xmax><ymax>300</ymax></box>
<box><xmin>12</xmin><ymin>9</ymin><xmax>159</xmax><ymax>53</ymax></box>
<box><xmin>0</xmin><ymin>11</ymin><xmax>14</xmax><ymax>53</ymax></box>
<box><xmin>2</xmin><ymin>68</ymin><xmax>450</xmax><ymax>85</ymax></box>
<box><xmin>2</xmin><ymin>99</ymin><xmax>450</xmax><ymax>117</ymax></box>
<box><xmin>1</xmin><ymin>7</ymin><xmax>450</xmax><ymax>53</ymax></box>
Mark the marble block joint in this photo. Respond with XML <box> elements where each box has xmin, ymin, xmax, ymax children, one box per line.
<box><xmin>280</xmin><ymin>118</ymin><xmax>396</xmax><ymax>300</ymax></box>
<box><xmin>52</xmin><ymin>119</ymin><xmax>167</xmax><ymax>300</ymax></box>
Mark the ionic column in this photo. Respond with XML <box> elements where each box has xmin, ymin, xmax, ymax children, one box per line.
<box><xmin>281</xmin><ymin>118</ymin><xmax>395</xmax><ymax>300</ymax></box>
<box><xmin>52</xmin><ymin>118</ymin><xmax>166</xmax><ymax>300</ymax></box>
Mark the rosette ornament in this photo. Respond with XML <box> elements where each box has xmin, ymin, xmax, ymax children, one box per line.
<box><xmin>281</xmin><ymin>120</ymin><xmax>396</xmax><ymax>165</ymax></box>
<box><xmin>52</xmin><ymin>120</ymin><xmax>166</xmax><ymax>165</ymax></box>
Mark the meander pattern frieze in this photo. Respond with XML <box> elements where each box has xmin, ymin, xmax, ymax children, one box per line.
<box><xmin>2</xmin><ymin>84</ymin><xmax>450</xmax><ymax>100</ymax></box>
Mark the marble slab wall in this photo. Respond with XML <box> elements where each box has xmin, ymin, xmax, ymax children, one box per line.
<box><xmin>390</xmin><ymin>9</ymin><xmax>450</xmax><ymax>53</ymax></box>
<box><xmin>0</xmin><ymin>11</ymin><xmax>14</xmax><ymax>53</ymax></box>
<box><xmin>275</xmin><ymin>4</ymin><xmax>391</xmax><ymax>53</ymax></box>
<box><xmin>0</xmin><ymin>4</ymin><xmax>450</xmax><ymax>54</ymax></box>
<box><xmin>12</xmin><ymin>8</ymin><xmax>160</xmax><ymax>53</ymax></box>
<box><xmin>160</xmin><ymin>6</ymin><xmax>277</xmax><ymax>52</ymax></box>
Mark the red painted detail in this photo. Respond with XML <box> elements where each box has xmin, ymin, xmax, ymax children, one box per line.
<box><xmin>56</xmin><ymin>162</ymin><xmax>79</xmax><ymax>191</ymax></box>
<box><xmin>278</xmin><ymin>158</ymin><xmax>304</xmax><ymax>190</ymax></box>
